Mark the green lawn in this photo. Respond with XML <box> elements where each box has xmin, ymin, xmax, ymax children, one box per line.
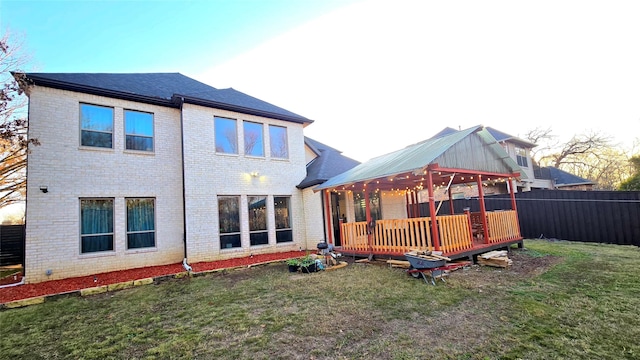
<box><xmin>1</xmin><ymin>239</ymin><xmax>639</xmax><ymax>359</ymax></box>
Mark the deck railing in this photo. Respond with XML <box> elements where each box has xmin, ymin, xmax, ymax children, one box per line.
<box><xmin>486</xmin><ymin>210</ymin><xmax>520</xmax><ymax>243</ymax></box>
<box><xmin>340</xmin><ymin>215</ymin><xmax>473</xmax><ymax>254</ymax></box>
<box><xmin>437</xmin><ymin>214</ymin><xmax>474</xmax><ymax>253</ymax></box>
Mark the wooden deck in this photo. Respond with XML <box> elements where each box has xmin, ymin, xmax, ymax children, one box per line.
<box><xmin>338</xmin><ymin>210</ymin><xmax>523</xmax><ymax>261</ymax></box>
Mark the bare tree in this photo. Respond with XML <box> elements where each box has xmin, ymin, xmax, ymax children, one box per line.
<box><xmin>524</xmin><ymin>127</ymin><xmax>555</xmax><ymax>162</ymax></box>
<box><xmin>525</xmin><ymin>127</ymin><xmax>629</xmax><ymax>190</ymax></box>
<box><xmin>0</xmin><ymin>31</ymin><xmax>38</xmax><ymax>208</ymax></box>
<box><xmin>244</xmin><ymin>130</ymin><xmax>260</xmax><ymax>155</ymax></box>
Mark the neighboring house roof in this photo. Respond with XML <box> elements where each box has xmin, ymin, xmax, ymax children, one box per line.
<box><xmin>22</xmin><ymin>72</ymin><xmax>312</xmax><ymax>124</ymax></box>
<box><xmin>485</xmin><ymin>127</ymin><xmax>537</xmax><ymax>148</ymax></box>
<box><xmin>431</xmin><ymin>126</ymin><xmax>536</xmax><ymax>148</ymax></box>
<box><xmin>298</xmin><ymin>137</ymin><xmax>360</xmax><ymax>189</ymax></box>
<box><xmin>315</xmin><ymin>125</ymin><xmax>526</xmax><ymax>191</ymax></box>
<box><xmin>535</xmin><ymin>166</ymin><xmax>594</xmax><ymax>187</ymax></box>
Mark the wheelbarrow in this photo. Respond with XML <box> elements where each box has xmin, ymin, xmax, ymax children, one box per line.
<box><xmin>405</xmin><ymin>253</ymin><xmax>470</xmax><ymax>285</ymax></box>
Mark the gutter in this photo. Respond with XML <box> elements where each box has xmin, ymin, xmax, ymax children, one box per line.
<box><xmin>177</xmin><ymin>97</ymin><xmax>191</xmax><ymax>272</ymax></box>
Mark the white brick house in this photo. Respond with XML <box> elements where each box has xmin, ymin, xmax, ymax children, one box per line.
<box><xmin>21</xmin><ymin>73</ymin><xmax>316</xmax><ymax>283</ymax></box>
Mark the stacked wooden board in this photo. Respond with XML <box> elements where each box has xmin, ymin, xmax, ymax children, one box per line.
<box><xmin>477</xmin><ymin>250</ymin><xmax>513</xmax><ymax>268</ymax></box>
<box><xmin>387</xmin><ymin>250</ymin><xmax>452</xmax><ymax>269</ymax></box>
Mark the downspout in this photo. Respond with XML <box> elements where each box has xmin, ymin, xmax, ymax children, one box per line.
<box><xmin>178</xmin><ymin>97</ymin><xmax>192</xmax><ymax>272</ymax></box>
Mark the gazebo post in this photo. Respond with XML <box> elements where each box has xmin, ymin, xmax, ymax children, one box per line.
<box><xmin>508</xmin><ymin>177</ymin><xmax>522</xmax><ymax>241</ymax></box>
<box><xmin>364</xmin><ymin>190</ymin><xmax>373</xmax><ymax>252</ymax></box>
<box><xmin>448</xmin><ymin>186</ymin><xmax>454</xmax><ymax>215</ymax></box>
<box><xmin>413</xmin><ymin>191</ymin><xmax>419</xmax><ymax>217</ymax></box>
<box><xmin>324</xmin><ymin>190</ymin><xmax>333</xmax><ymax>244</ymax></box>
<box><xmin>476</xmin><ymin>175</ymin><xmax>490</xmax><ymax>244</ymax></box>
<box><xmin>426</xmin><ymin>170</ymin><xmax>441</xmax><ymax>251</ymax></box>
<box><xmin>405</xmin><ymin>191</ymin><xmax>412</xmax><ymax>218</ymax></box>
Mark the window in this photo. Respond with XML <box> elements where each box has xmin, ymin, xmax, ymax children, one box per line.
<box><xmin>218</xmin><ymin>196</ymin><xmax>241</xmax><ymax>248</ymax></box>
<box><xmin>126</xmin><ymin>198</ymin><xmax>156</xmax><ymax>249</ymax></box>
<box><xmin>248</xmin><ymin>196</ymin><xmax>268</xmax><ymax>246</ymax></box>
<box><xmin>80</xmin><ymin>199</ymin><xmax>114</xmax><ymax>253</ymax></box>
<box><xmin>274</xmin><ymin>196</ymin><xmax>292</xmax><ymax>243</ymax></box>
<box><xmin>215</xmin><ymin>117</ymin><xmax>238</xmax><ymax>154</ymax></box>
<box><xmin>125</xmin><ymin>110</ymin><xmax>154</xmax><ymax>151</ymax></box>
<box><xmin>243</xmin><ymin>121</ymin><xmax>264</xmax><ymax>157</ymax></box>
<box><xmin>515</xmin><ymin>147</ymin><xmax>528</xmax><ymax>167</ymax></box>
<box><xmin>353</xmin><ymin>191</ymin><xmax>382</xmax><ymax>222</ymax></box>
<box><xmin>269</xmin><ymin>125</ymin><xmax>288</xmax><ymax>159</ymax></box>
<box><xmin>80</xmin><ymin>104</ymin><xmax>113</xmax><ymax>148</ymax></box>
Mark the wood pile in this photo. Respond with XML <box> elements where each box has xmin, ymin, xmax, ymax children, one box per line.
<box><xmin>386</xmin><ymin>259</ymin><xmax>411</xmax><ymax>268</ymax></box>
<box><xmin>477</xmin><ymin>250</ymin><xmax>513</xmax><ymax>268</ymax></box>
<box><xmin>405</xmin><ymin>249</ymin><xmax>451</xmax><ymax>261</ymax></box>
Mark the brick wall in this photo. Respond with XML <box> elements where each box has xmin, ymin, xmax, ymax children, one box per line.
<box><xmin>180</xmin><ymin>104</ymin><xmax>308</xmax><ymax>263</ymax></box>
<box><xmin>25</xmin><ymin>86</ymin><xmax>185</xmax><ymax>283</ymax></box>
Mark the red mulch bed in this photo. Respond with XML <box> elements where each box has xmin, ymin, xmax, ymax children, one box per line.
<box><xmin>0</xmin><ymin>251</ymin><xmax>305</xmax><ymax>304</ymax></box>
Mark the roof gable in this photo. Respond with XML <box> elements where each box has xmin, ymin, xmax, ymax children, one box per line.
<box><xmin>298</xmin><ymin>137</ymin><xmax>360</xmax><ymax>189</ymax></box>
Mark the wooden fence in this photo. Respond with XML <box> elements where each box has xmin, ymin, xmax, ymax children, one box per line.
<box><xmin>420</xmin><ymin>190</ymin><xmax>640</xmax><ymax>247</ymax></box>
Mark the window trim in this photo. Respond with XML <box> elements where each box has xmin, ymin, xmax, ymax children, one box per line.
<box><xmin>125</xmin><ymin>197</ymin><xmax>157</xmax><ymax>250</ymax></box>
<box><xmin>269</xmin><ymin>124</ymin><xmax>289</xmax><ymax>159</ymax></box>
<box><xmin>79</xmin><ymin>103</ymin><xmax>114</xmax><ymax>149</ymax></box>
<box><xmin>124</xmin><ymin>109</ymin><xmax>155</xmax><ymax>153</ymax></box>
<box><xmin>274</xmin><ymin>195</ymin><xmax>293</xmax><ymax>243</ymax></box>
<box><xmin>515</xmin><ymin>146</ymin><xmax>528</xmax><ymax>168</ymax></box>
<box><xmin>248</xmin><ymin>195</ymin><xmax>269</xmax><ymax>246</ymax></box>
<box><xmin>218</xmin><ymin>195</ymin><xmax>242</xmax><ymax>249</ymax></box>
<box><xmin>214</xmin><ymin>116</ymin><xmax>239</xmax><ymax>155</ymax></box>
<box><xmin>79</xmin><ymin>197</ymin><xmax>115</xmax><ymax>254</ymax></box>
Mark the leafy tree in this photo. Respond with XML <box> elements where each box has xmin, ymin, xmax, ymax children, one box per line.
<box><xmin>0</xmin><ymin>31</ymin><xmax>38</xmax><ymax>208</ymax></box>
<box><xmin>618</xmin><ymin>156</ymin><xmax>640</xmax><ymax>190</ymax></box>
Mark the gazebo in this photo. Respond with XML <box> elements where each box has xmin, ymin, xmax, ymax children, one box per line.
<box><xmin>314</xmin><ymin>125</ymin><xmax>525</xmax><ymax>260</ymax></box>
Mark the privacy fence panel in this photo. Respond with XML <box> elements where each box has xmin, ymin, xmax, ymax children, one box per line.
<box><xmin>0</xmin><ymin>224</ymin><xmax>25</xmax><ymax>266</ymax></box>
<box><xmin>419</xmin><ymin>190</ymin><xmax>640</xmax><ymax>247</ymax></box>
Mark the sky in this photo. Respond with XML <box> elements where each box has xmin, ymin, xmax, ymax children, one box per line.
<box><xmin>2</xmin><ymin>0</ymin><xmax>640</xmax><ymax>164</ymax></box>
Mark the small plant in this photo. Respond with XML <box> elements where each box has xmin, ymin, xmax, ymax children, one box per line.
<box><xmin>286</xmin><ymin>258</ymin><xmax>301</xmax><ymax>266</ymax></box>
<box><xmin>300</xmin><ymin>255</ymin><xmax>317</xmax><ymax>273</ymax></box>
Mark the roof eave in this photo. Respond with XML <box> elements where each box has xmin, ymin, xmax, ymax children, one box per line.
<box><xmin>176</xmin><ymin>94</ymin><xmax>313</xmax><ymax>125</ymax></box>
<box><xmin>25</xmin><ymin>74</ymin><xmax>178</xmax><ymax>108</ymax></box>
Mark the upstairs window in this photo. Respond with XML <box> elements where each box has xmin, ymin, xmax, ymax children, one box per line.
<box><xmin>243</xmin><ymin>121</ymin><xmax>264</xmax><ymax>157</ymax></box>
<box><xmin>215</xmin><ymin>117</ymin><xmax>238</xmax><ymax>154</ymax></box>
<box><xmin>274</xmin><ymin>196</ymin><xmax>292</xmax><ymax>243</ymax></box>
<box><xmin>218</xmin><ymin>196</ymin><xmax>241</xmax><ymax>249</ymax></box>
<box><xmin>126</xmin><ymin>198</ymin><xmax>156</xmax><ymax>249</ymax></box>
<box><xmin>80</xmin><ymin>104</ymin><xmax>113</xmax><ymax>148</ymax></box>
<box><xmin>269</xmin><ymin>125</ymin><xmax>288</xmax><ymax>159</ymax></box>
<box><xmin>515</xmin><ymin>146</ymin><xmax>528</xmax><ymax>167</ymax></box>
<box><xmin>80</xmin><ymin>198</ymin><xmax>114</xmax><ymax>253</ymax></box>
<box><xmin>125</xmin><ymin>110</ymin><xmax>154</xmax><ymax>151</ymax></box>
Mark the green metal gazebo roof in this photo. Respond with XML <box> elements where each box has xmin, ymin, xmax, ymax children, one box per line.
<box><xmin>315</xmin><ymin>125</ymin><xmax>526</xmax><ymax>191</ymax></box>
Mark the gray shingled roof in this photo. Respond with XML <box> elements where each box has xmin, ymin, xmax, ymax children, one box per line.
<box><xmin>297</xmin><ymin>137</ymin><xmax>360</xmax><ymax>189</ymax></box>
<box><xmin>535</xmin><ymin>166</ymin><xmax>594</xmax><ymax>187</ymax></box>
<box><xmin>24</xmin><ymin>72</ymin><xmax>312</xmax><ymax>124</ymax></box>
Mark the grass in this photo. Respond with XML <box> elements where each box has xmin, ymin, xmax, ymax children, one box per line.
<box><xmin>1</xmin><ymin>239</ymin><xmax>639</xmax><ymax>359</ymax></box>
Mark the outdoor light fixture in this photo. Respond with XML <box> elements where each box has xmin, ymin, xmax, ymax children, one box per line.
<box><xmin>40</xmin><ymin>186</ymin><xmax>48</xmax><ymax>193</ymax></box>
<box><xmin>250</xmin><ymin>171</ymin><xmax>259</xmax><ymax>177</ymax></box>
